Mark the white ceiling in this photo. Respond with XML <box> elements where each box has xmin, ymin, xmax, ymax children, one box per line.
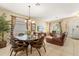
<box><xmin>0</xmin><ymin>3</ymin><xmax>79</xmax><ymax>21</ymax></box>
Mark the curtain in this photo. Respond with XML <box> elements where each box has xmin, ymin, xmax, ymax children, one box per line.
<box><xmin>13</xmin><ymin>17</ymin><xmax>27</xmax><ymax>36</ymax></box>
<box><xmin>11</xmin><ymin>15</ymin><xmax>16</xmax><ymax>38</ymax></box>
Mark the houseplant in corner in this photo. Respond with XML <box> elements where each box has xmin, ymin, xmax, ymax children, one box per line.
<box><xmin>0</xmin><ymin>16</ymin><xmax>10</xmax><ymax>48</ymax></box>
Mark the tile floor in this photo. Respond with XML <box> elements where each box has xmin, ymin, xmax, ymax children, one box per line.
<box><xmin>0</xmin><ymin>37</ymin><xmax>79</xmax><ymax>56</ymax></box>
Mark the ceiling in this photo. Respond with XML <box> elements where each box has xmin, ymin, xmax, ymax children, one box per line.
<box><xmin>0</xmin><ymin>3</ymin><xmax>79</xmax><ymax>21</ymax></box>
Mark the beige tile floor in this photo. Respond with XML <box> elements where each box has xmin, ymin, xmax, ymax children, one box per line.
<box><xmin>0</xmin><ymin>37</ymin><xmax>79</xmax><ymax>56</ymax></box>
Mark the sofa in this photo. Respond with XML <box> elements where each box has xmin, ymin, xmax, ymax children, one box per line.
<box><xmin>46</xmin><ymin>33</ymin><xmax>66</xmax><ymax>46</ymax></box>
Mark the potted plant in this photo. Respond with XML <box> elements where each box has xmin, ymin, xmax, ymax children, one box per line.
<box><xmin>0</xmin><ymin>16</ymin><xmax>10</xmax><ymax>48</ymax></box>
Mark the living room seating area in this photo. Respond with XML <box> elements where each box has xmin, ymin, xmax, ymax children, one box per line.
<box><xmin>46</xmin><ymin>32</ymin><xmax>66</xmax><ymax>46</ymax></box>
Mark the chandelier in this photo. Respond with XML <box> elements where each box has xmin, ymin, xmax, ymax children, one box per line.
<box><xmin>26</xmin><ymin>3</ymin><xmax>40</xmax><ymax>30</ymax></box>
<box><xmin>28</xmin><ymin>5</ymin><xmax>31</xmax><ymax>20</ymax></box>
<box><xmin>28</xmin><ymin>3</ymin><xmax>40</xmax><ymax>20</ymax></box>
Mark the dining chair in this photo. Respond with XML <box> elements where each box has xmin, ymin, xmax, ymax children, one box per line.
<box><xmin>10</xmin><ymin>40</ymin><xmax>29</xmax><ymax>56</ymax></box>
<box><xmin>30</xmin><ymin>36</ymin><xmax>46</xmax><ymax>56</ymax></box>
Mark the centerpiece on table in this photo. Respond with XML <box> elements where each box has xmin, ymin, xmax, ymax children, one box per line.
<box><xmin>18</xmin><ymin>33</ymin><xmax>24</xmax><ymax>36</ymax></box>
<box><xmin>26</xmin><ymin>30</ymin><xmax>31</xmax><ymax>39</ymax></box>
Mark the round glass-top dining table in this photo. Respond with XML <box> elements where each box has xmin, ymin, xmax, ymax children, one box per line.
<box><xmin>14</xmin><ymin>34</ymin><xmax>39</xmax><ymax>49</ymax></box>
<box><xmin>14</xmin><ymin>34</ymin><xmax>38</xmax><ymax>43</ymax></box>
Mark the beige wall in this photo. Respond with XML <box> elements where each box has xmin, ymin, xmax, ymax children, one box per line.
<box><xmin>49</xmin><ymin>16</ymin><xmax>79</xmax><ymax>33</ymax></box>
<box><xmin>35</xmin><ymin>20</ymin><xmax>47</xmax><ymax>32</ymax></box>
<box><xmin>1</xmin><ymin>7</ymin><xmax>79</xmax><ymax>34</ymax></box>
<box><xmin>0</xmin><ymin>7</ymin><xmax>38</xmax><ymax>40</ymax></box>
<box><xmin>35</xmin><ymin>16</ymin><xmax>79</xmax><ymax>33</ymax></box>
<box><xmin>0</xmin><ymin>7</ymin><xmax>37</xmax><ymax>30</ymax></box>
<box><xmin>61</xmin><ymin>16</ymin><xmax>79</xmax><ymax>32</ymax></box>
<box><xmin>0</xmin><ymin>7</ymin><xmax>29</xmax><ymax>21</ymax></box>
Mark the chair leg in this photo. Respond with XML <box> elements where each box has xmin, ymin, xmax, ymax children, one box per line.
<box><xmin>43</xmin><ymin>42</ymin><xmax>45</xmax><ymax>46</ymax></box>
<box><xmin>36</xmin><ymin>48</ymin><xmax>41</xmax><ymax>56</ymax></box>
<box><xmin>14</xmin><ymin>52</ymin><xmax>17</xmax><ymax>56</ymax></box>
<box><xmin>10</xmin><ymin>49</ymin><xmax>13</xmax><ymax>56</ymax></box>
<box><xmin>43</xmin><ymin>45</ymin><xmax>46</xmax><ymax>52</ymax></box>
<box><xmin>23</xmin><ymin>49</ymin><xmax>25</xmax><ymax>52</ymax></box>
<box><xmin>26</xmin><ymin>48</ymin><xmax>28</xmax><ymax>56</ymax></box>
<box><xmin>30</xmin><ymin>46</ymin><xmax>32</xmax><ymax>54</ymax></box>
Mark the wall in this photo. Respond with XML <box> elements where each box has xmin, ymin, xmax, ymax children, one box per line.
<box><xmin>49</xmin><ymin>16</ymin><xmax>79</xmax><ymax>38</ymax></box>
<box><xmin>0</xmin><ymin>7</ymin><xmax>29</xmax><ymax>21</ymax></box>
<box><xmin>61</xmin><ymin>16</ymin><xmax>79</xmax><ymax>32</ymax></box>
<box><xmin>0</xmin><ymin>7</ymin><xmax>37</xmax><ymax>30</ymax></box>
<box><xmin>1</xmin><ymin>7</ymin><xmax>79</xmax><ymax>35</ymax></box>
<box><xmin>35</xmin><ymin>20</ymin><xmax>47</xmax><ymax>32</ymax></box>
<box><xmin>61</xmin><ymin>16</ymin><xmax>79</xmax><ymax>38</ymax></box>
<box><xmin>0</xmin><ymin>7</ymin><xmax>37</xmax><ymax>40</ymax></box>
